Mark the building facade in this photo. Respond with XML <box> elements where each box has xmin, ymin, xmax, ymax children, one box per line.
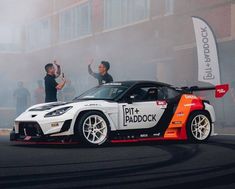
<box><xmin>0</xmin><ymin>0</ymin><xmax>234</xmax><ymax>125</ymax></box>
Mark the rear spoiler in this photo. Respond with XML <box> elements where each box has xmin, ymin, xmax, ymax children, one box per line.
<box><xmin>181</xmin><ymin>84</ymin><xmax>229</xmax><ymax>98</ymax></box>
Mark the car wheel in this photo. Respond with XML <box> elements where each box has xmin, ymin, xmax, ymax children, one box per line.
<box><xmin>187</xmin><ymin>111</ymin><xmax>212</xmax><ymax>142</ymax></box>
<box><xmin>77</xmin><ymin>111</ymin><xmax>110</xmax><ymax>146</ymax></box>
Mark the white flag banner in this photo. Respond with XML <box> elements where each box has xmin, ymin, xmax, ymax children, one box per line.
<box><xmin>192</xmin><ymin>16</ymin><xmax>221</xmax><ymax>86</ymax></box>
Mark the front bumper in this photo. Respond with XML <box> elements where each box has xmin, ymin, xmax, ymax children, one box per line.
<box><xmin>10</xmin><ymin>120</ymin><xmax>73</xmax><ymax>142</ymax></box>
<box><xmin>10</xmin><ymin>129</ymin><xmax>44</xmax><ymax>142</ymax></box>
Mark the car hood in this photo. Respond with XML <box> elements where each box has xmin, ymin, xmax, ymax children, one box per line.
<box><xmin>28</xmin><ymin>102</ymin><xmax>73</xmax><ymax>111</ymax></box>
<box><xmin>26</xmin><ymin>100</ymin><xmax>114</xmax><ymax>112</ymax></box>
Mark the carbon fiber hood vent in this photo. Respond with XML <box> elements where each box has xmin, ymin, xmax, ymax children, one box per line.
<box><xmin>29</xmin><ymin>102</ymin><xmax>72</xmax><ymax>111</ymax></box>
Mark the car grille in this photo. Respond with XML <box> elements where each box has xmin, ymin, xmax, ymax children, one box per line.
<box><xmin>19</xmin><ymin>122</ymin><xmax>43</xmax><ymax>137</ymax></box>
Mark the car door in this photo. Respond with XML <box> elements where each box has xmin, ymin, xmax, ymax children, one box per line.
<box><xmin>118</xmin><ymin>85</ymin><xmax>167</xmax><ymax>130</ymax></box>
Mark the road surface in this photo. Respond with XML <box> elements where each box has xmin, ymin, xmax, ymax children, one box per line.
<box><xmin>0</xmin><ymin>135</ymin><xmax>234</xmax><ymax>189</ymax></box>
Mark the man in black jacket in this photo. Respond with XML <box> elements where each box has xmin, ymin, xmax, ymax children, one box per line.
<box><xmin>44</xmin><ymin>61</ymin><xmax>66</xmax><ymax>102</ymax></box>
<box><xmin>88</xmin><ymin>59</ymin><xmax>113</xmax><ymax>85</ymax></box>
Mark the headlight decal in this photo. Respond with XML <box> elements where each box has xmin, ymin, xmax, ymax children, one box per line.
<box><xmin>45</xmin><ymin>106</ymin><xmax>73</xmax><ymax>117</ymax></box>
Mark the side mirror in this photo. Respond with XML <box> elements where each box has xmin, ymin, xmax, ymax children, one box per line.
<box><xmin>127</xmin><ymin>95</ymin><xmax>135</xmax><ymax>104</ymax></box>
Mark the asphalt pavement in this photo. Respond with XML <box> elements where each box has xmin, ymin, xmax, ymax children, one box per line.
<box><xmin>0</xmin><ymin>135</ymin><xmax>234</xmax><ymax>189</ymax></box>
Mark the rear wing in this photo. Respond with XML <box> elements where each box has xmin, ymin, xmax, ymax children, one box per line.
<box><xmin>181</xmin><ymin>84</ymin><xmax>229</xmax><ymax>98</ymax></box>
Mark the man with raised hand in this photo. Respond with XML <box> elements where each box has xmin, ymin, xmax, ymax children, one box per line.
<box><xmin>88</xmin><ymin>59</ymin><xmax>113</xmax><ymax>85</ymax></box>
<box><xmin>44</xmin><ymin>60</ymin><xmax>66</xmax><ymax>103</ymax></box>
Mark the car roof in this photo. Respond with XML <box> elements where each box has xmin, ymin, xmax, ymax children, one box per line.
<box><xmin>105</xmin><ymin>80</ymin><xmax>171</xmax><ymax>88</ymax></box>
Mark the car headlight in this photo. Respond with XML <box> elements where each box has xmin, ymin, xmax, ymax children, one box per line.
<box><xmin>45</xmin><ymin>106</ymin><xmax>73</xmax><ymax>117</ymax></box>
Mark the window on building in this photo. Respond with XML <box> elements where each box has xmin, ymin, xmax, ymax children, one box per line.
<box><xmin>27</xmin><ymin>17</ymin><xmax>51</xmax><ymax>51</ymax></box>
<box><xmin>59</xmin><ymin>9</ymin><xmax>74</xmax><ymax>41</ymax></box>
<box><xmin>59</xmin><ymin>1</ymin><xmax>91</xmax><ymax>42</ymax></box>
<box><xmin>165</xmin><ymin>0</ymin><xmax>175</xmax><ymax>16</ymax></box>
<box><xmin>104</xmin><ymin>0</ymin><xmax>149</xmax><ymax>30</ymax></box>
<box><xmin>0</xmin><ymin>26</ymin><xmax>23</xmax><ymax>52</ymax></box>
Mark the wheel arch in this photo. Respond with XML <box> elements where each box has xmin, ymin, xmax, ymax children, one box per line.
<box><xmin>187</xmin><ymin>109</ymin><xmax>212</xmax><ymax>123</ymax></box>
<box><xmin>73</xmin><ymin>109</ymin><xmax>111</xmax><ymax>135</ymax></box>
<box><xmin>186</xmin><ymin>109</ymin><xmax>213</xmax><ymax>141</ymax></box>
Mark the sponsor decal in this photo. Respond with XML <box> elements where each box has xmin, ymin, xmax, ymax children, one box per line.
<box><xmin>184</xmin><ymin>103</ymin><xmax>196</xmax><ymax>107</ymax></box>
<box><xmin>140</xmin><ymin>134</ymin><xmax>148</xmax><ymax>138</ymax></box>
<box><xmin>156</xmin><ymin>100</ymin><xmax>167</xmax><ymax>109</ymax></box>
<box><xmin>184</xmin><ymin>95</ymin><xmax>198</xmax><ymax>99</ymax></box>
<box><xmin>172</xmin><ymin>121</ymin><xmax>182</xmax><ymax>125</ymax></box>
<box><xmin>176</xmin><ymin>112</ymin><xmax>184</xmax><ymax>116</ymax></box>
<box><xmin>153</xmin><ymin>133</ymin><xmax>161</xmax><ymax>137</ymax></box>
<box><xmin>51</xmin><ymin>123</ymin><xmax>59</xmax><ymax>127</ymax></box>
<box><xmin>104</xmin><ymin>83</ymin><xmax>122</xmax><ymax>86</ymax></box>
<box><xmin>84</xmin><ymin>104</ymin><xmax>100</xmax><ymax>107</ymax></box>
<box><xmin>122</xmin><ymin>105</ymin><xmax>157</xmax><ymax>126</ymax></box>
<box><xmin>215</xmin><ymin>84</ymin><xmax>229</xmax><ymax>98</ymax></box>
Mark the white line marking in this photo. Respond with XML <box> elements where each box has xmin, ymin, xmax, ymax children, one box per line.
<box><xmin>218</xmin><ymin>134</ymin><xmax>235</xmax><ymax>136</ymax></box>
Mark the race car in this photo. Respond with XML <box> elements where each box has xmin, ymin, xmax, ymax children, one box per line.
<box><xmin>10</xmin><ymin>81</ymin><xmax>229</xmax><ymax>146</ymax></box>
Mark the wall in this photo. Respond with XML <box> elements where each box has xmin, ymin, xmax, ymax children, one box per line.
<box><xmin>0</xmin><ymin>0</ymin><xmax>234</xmax><ymax>127</ymax></box>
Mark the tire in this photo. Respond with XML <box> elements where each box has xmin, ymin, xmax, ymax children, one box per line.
<box><xmin>186</xmin><ymin>111</ymin><xmax>212</xmax><ymax>142</ymax></box>
<box><xmin>76</xmin><ymin>111</ymin><xmax>110</xmax><ymax>146</ymax></box>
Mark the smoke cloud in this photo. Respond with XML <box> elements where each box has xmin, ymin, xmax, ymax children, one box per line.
<box><xmin>0</xmin><ymin>0</ymin><xmax>234</xmax><ymax>132</ymax></box>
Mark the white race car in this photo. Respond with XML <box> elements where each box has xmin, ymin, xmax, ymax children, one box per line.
<box><xmin>10</xmin><ymin>81</ymin><xmax>228</xmax><ymax>146</ymax></box>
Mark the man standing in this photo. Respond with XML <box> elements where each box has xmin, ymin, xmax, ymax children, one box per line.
<box><xmin>44</xmin><ymin>61</ymin><xmax>66</xmax><ymax>103</ymax></box>
<box><xmin>13</xmin><ymin>81</ymin><xmax>31</xmax><ymax>116</ymax></box>
<box><xmin>88</xmin><ymin>59</ymin><xmax>113</xmax><ymax>85</ymax></box>
<box><xmin>34</xmin><ymin>80</ymin><xmax>44</xmax><ymax>104</ymax></box>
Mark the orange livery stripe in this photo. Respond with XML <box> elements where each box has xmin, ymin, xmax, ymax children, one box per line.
<box><xmin>164</xmin><ymin>94</ymin><xmax>203</xmax><ymax>139</ymax></box>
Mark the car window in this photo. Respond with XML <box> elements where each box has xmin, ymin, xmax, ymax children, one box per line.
<box><xmin>159</xmin><ymin>87</ymin><xmax>181</xmax><ymax>100</ymax></box>
<box><xmin>128</xmin><ymin>86</ymin><xmax>160</xmax><ymax>102</ymax></box>
<box><xmin>77</xmin><ymin>85</ymin><xmax>128</xmax><ymax>100</ymax></box>
<box><xmin>127</xmin><ymin>86</ymin><xmax>181</xmax><ymax>102</ymax></box>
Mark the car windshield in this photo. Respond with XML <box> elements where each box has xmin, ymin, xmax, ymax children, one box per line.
<box><xmin>74</xmin><ymin>84</ymin><xmax>129</xmax><ymax>100</ymax></box>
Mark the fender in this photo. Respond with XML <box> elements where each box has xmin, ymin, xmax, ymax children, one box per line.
<box><xmin>164</xmin><ymin>94</ymin><xmax>204</xmax><ymax>140</ymax></box>
<box><xmin>69</xmin><ymin>107</ymin><xmax>118</xmax><ymax>135</ymax></box>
